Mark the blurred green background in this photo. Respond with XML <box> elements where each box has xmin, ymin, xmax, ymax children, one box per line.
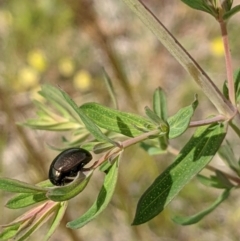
<box><xmin>1</xmin><ymin>0</ymin><xmax>240</xmax><ymax>240</ymax></box>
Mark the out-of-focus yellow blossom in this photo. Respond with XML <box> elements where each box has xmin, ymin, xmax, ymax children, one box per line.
<box><xmin>58</xmin><ymin>58</ymin><xmax>75</xmax><ymax>77</ymax></box>
<box><xmin>210</xmin><ymin>37</ymin><xmax>224</xmax><ymax>57</ymax></box>
<box><xmin>73</xmin><ymin>70</ymin><xmax>91</xmax><ymax>91</ymax></box>
<box><xmin>27</xmin><ymin>49</ymin><xmax>47</xmax><ymax>72</ymax></box>
<box><xmin>16</xmin><ymin>67</ymin><xmax>39</xmax><ymax>91</ymax></box>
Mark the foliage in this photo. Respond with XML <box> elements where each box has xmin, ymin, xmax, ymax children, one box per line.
<box><xmin>1</xmin><ymin>0</ymin><xmax>240</xmax><ymax>240</ymax></box>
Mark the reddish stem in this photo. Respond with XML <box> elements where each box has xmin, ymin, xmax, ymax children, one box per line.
<box><xmin>219</xmin><ymin>20</ymin><xmax>235</xmax><ymax>105</ymax></box>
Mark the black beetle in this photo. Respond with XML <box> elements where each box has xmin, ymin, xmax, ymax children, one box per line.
<box><xmin>48</xmin><ymin>148</ymin><xmax>92</xmax><ymax>186</ymax></box>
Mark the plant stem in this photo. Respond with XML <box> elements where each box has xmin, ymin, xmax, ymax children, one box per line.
<box><xmin>189</xmin><ymin>115</ymin><xmax>226</xmax><ymax>127</ymax></box>
<box><xmin>92</xmin><ymin>129</ymin><xmax>161</xmax><ymax>168</ymax></box>
<box><xmin>219</xmin><ymin>19</ymin><xmax>235</xmax><ymax>105</ymax></box>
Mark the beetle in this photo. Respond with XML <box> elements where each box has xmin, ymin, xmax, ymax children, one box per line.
<box><xmin>48</xmin><ymin>148</ymin><xmax>92</xmax><ymax>186</ymax></box>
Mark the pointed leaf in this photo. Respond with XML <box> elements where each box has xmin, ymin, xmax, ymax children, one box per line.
<box><xmin>6</xmin><ymin>192</ymin><xmax>48</xmax><ymax>209</ymax></box>
<box><xmin>67</xmin><ymin>157</ymin><xmax>119</xmax><ymax>229</ymax></box>
<box><xmin>14</xmin><ymin>202</ymin><xmax>58</xmax><ymax>241</ymax></box>
<box><xmin>172</xmin><ymin>189</ymin><xmax>231</xmax><ymax>225</ymax></box>
<box><xmin>132</xmin><ymin>123</ymin><xmax>227</xmax><ymax>225</ymax></box>
<box><xmin>153</xmin><ymin>87</ymin><xmax>168</xmax><ymax>121</ymax></box>
<box><xmin>47</xmin><ymin>171</ymin><xmax>93</xmax><ymax>202</ymax></box>
<box><xmin>43</xmin><ymin>202</ymin><xmax>68</xmax><ymax>241</ymax></box>
<box><xmin>60</xmin><ymin>90</ymin><xmax>116</xmax><ymax>145</ymax></box>
<box><xmin>103</xmin><ymin>68</ymin><xmax>118</xmax><ymax>109</ymax></box>
<box><xmin>80</xmin><ymin>102</ymin><xmax>157</xmax><ymax>137</ymax></box>
<box><xmin>0</xmin><ymin>223</ymin><xmax>21</xmax><ymax>240</ymax></box>
<box><xmin>180</xmin><ymin>0</ymin><xmax>218</xmax><ymax>17</ymax></box>
<box><xmin>167</xmin><ymin>95</ymin><xmax>198</xmax><ymax>139</ymax></box>
<box><xmin>218</xmin><ymin>140</ymin><xmax>240</xmax><ymax>175</ymax></box>
<box><xmin>145</xmin><ymin>106</ymin><xmax>166</xmax><ymax>126</ymax></box>
<box><xmin>223</xmin><ymin>5</ymin><xmax>240</xmax><ymax>20</ymax></box>
<box><xmin>0</xmin><ymin>178</ymin><xmax>47</xmax><ymax>193</ymax></box>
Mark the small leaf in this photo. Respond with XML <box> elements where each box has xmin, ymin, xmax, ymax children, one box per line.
<box><xmin>60</xmin><ymin>89</ymin><xmax>116</xmax><ymax>145</ymax></box>
<box><xmin>145</xmin><ymin>106</ymin><xmax>166</xmax><ymax>126</ymax></box>
<box><xmin>80</xmin><ymin>102</ymin><xmax>157</xmax><ymax>137</ymax></box>
<box><xmin>222</xmin><ymin>68</ymin><xmax>240</xmax><ymax>103</ymax></box>
<box><xmin>67</xmin><ymin>157</ymin><xmax>119</xmax><ymax>229</ymax></box>
<box><xmin>93</xmin><ymin>142</ymin><xmax>115</xmax><ymax>154</ymax></box>
<box><xmin>172</xmin><ymin>189</ymin><xmax>231</xmax><ymax>225</ymax></box>
<box><xmin>167</xmin><ymin>95</ymin><xmax>198</xmax><ymax>139</ymax></box>
<box><xmin>43</xmin><ymin>202</ymin><xmax>68</xmax><ymax>241</ymax></box>
<box><xmin>6</xmin><ymin>180</ymin><xmax>52</xmax><ymax>209</ymax></box>
<box><xmin>47</xmin><ymin>171</ymin><xmax>93</xmax><ymax>202</ymax></box>
<box><xmin>215</xmin><ymin>170</ymin><xmax>235</xmax><ymax>189</ymax></box>
<box><xmin>218</xmin><ymin>140</ymin><xmax>240</xmax><ymax>176</ymax></box>
<box><xmin>132</xmin><ymin>123</ymin><xmax>227</xmax><ymax>225</ymax></box>
<box><xmin>153</xmin><ymin>87</ymin><xmax>168</xmax><ymax>121</ymax></box>
<box><xmin>6</xmin><ymin>193</ymin><xmax>48</xmax><ymax>209</ymax></box>
<box><xmin>152</xmin><ymin>88</ymin><xmax>169</xmax><ymax>150</ymax></box>
<box><xmin>197</xmin><ymin>174</ymin><xmax>227</xmax><ymax>189</ymax></box>
<box><xmin>0</xmin><ymin>223</ymin><xmax>21</xmax><ymax>240</ymax></box>
<box><xmin>13</xmin><ymin>202</ymin><xmax>59</xmax><ymax>241</ymax></box>
<box><xmin>103</xmin><ymin>68</ymin><xmax>118</xmax><ymax>109</ymax></box>
<box><xmin>223</xmin><ymin>4</ymin><xmax>240</xmax><ymax>20</ymax></box>
<box><xmin>180</xmin><ymin>0</ymin><xmax>218</xmax><ymax>17</ymax></box>
<box><xmin>0</xmin><ymin>178</ymin><xmax>47</xmax><ymax>193</ymax></box>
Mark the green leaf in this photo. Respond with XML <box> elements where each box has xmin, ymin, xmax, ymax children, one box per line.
<box><xmin>43</xmin><ymin>202</ymin><xmax>68</xmax><ymax>241</ymax></box>
<box><xmin>0</xmin><ymin>223</ymin><xmax>21</xmax><ymax>240</ymax></box>
<box><xmin>0</xmin><ymin>178</ymin><xmax>48</xmax><ymax>193</ymax></box>
<box><xmin>6</xmin><ymin>193</ymin><xmax>48</xmax><ymax>209</ymax></box>
<box><xmin>60</xmin><ymin>89</ymin><xmax>116</xmax><ymax>145</ymax></box>
<box><xmin>215</xmin><ymin>170</ymin><xmax>235</xmax><ymax>188</ymax></box>
<box><xmin>67</xmin><ymin>157</ymin><xmax>119</xmax><ymax>229</ymax></box>
<box><xmin>6</xmin><ymin>180</ymin><xmax>52</xmax><ymax>209</ymax></box>
<box><xmin>14</xmin><ymin>202</ymin><xmax>59</xmax><ymax>241</ymax></box>
<box><xmin>172</xmin><ymin>189</ymin><xmax>231</xmax><ymax>225</ymax></box>
<box><xmin>47</xmin><ymin>171</ymin><xmax>93</xmax><ymax>202</ymax></box>
<box><xmin>218</xmin><ymin>140</ymin><xmax>240</xmax><ymax>176</ymax></box>
<box><xmin>197</xmin><ymin>172</ymin><xmax>234</xmax><ymax>189</ymax></box>
<box><xmin>234</xmin><ymin>68</ymin><xmax>240</xmax><ymax>103</ymax></box>
<box><xmin>223</xmin><ymin>4</ymin><xmax>240</xmax><ymax>20</ymax></box>
<box><xmin>80</xmin><ymin>102</ymin><xmax>157</xmax><ymax>137</ymax></box>
<box><xmin>180</xmin><ymin>0</ymin><xmax>218</xmax><ymax>17</ymax></box>
<box><xmin>132</xmin><ymin>123</ymin><xmax>227</xmax><ymax>225</ymax></box>
<box><xmin>153</xmin><ymin>87</ymin><xmax>168</xmax><ymax>121</ymax></box>
<box><xmin>145</xmin><ymin>106</ymin><xmax>166</xmax><ymax>126</ymax></box>
<box><xmin>103</xmin><ymin>68</ymin><xmax>118</xmax><ymax>109</ymax></box>
<box><xmin>167</xmin><ymin>95</ymin><xmax>198</xmax><ymax>139</ymax></box>
<box><xmin>222</xmin><ymin>69</ymin><xmax>240</xmax><ymax>103</ymax></box>
<box><xmin>22</xmin><ymin>85</ymin><xmax>83</xmax><ymax>131</ymax></box>
<box><xmin>152</xmin><ymin>88</ymin><xmax>169</xmax><ymax>150</ymax></box>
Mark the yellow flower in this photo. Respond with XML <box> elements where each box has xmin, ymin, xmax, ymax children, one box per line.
<box><xmin>58</xmin><ymin>58</ymin><xmax>75</xmax><ymax>77</ymax></box>
<box><xmin>73</xmin><ymin>70</ymin><xmax>91</xmax><ymax>91</ymax></box>
<box><xmin>27</xmin><ymin>49</ymin><xmax>47</xmax><ymax>72</ymax></box>
<box><xmin>17</xmin><ymin>67</ymin><xmax>39</xmax><ymax>91</ymax></box>
<box><xmin>210</xmin><ymin>37</ymin><xmax>224</xmax><ymax>57</ymax></box>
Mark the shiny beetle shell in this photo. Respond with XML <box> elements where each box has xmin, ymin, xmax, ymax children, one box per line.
<box><xmin>49</xmin><ymin>148</ymin><xmax>92</xmax><ymax>186</ymax></box>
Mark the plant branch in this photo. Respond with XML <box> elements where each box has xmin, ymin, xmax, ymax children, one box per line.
<box><xmin>189</xmin><ymin>115</ymin><xmax>226</xmax><ymax>127</ymax></box>
<box><xmin>91</xmin><ymin>129</ymin><xmax>161</xmax><ymax>168</ymax></box>
<box><xmin>219</xmin><ymin>19</ymin><xmax>235</xmax><ymax>105</ymax></box>
<box><xmin>121</xmin><ymin>0</ymin><xmax>236</xmax><ymax>118</ymax></box>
